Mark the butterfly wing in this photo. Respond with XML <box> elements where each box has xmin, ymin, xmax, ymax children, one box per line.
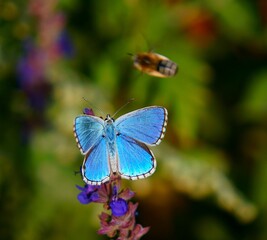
<box><xmin>74</xmin><ymin>115</ymin><xmax>110</xmax><ymax>184</ymax></box>
<box><xmin>82</xmin><ymin>137</ymin><xmax>110</xmax><ymax>185</ymax></box>
<box><xmin>116</xmin><ymin>134</ymin><xmax>156</xmax><ymax>179</ymax></box>
<box><xmin>74</xmin><ymin>115</ymin><xmax>104</xmax><ymax>154</ymax></box>
<box><xmin>115</xmin><ymin>106</ymin><xmax>168</xmax><ymax>146</ymax></box>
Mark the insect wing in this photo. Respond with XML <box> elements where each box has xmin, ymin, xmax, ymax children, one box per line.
<box><xmin>74</xmin><ymin>115</ymin><xmax>104</xmax><ymax>154</ymax></box>
<box><xmin>115</xmin><ymin>106</ymin><xmax>167</xmax><ymax>146</ymax></box>
<box><xmin>117</xmin><ymin>135</ymin><xmax>156</xmax><ymax>179</ymax></box>
<box><xmin>82</xmin><ymin>137</ymin><xmax>110</xmax><ymax>185</ymax></box>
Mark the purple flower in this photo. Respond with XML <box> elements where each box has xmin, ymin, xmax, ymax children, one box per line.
<box><xmin>98</xmin><ymin>202</ymin><xmax>149</xmax><ymax>239</ymax></box>
<box><xmin>16</xmin><ymin>0</ymin><xmax>73</xmax><ymax>143</ymax></box>
<box><xmin>132</xmin><ymin>224</ymin><xmax>150</xmax><ymax>240</ymax></box>
<box><xmin>76</xmin><ymin>179</ymin><xmax>149</xmax><ymax>239</ymax></box>
<box><xmin>83</xmin><ymin>108</ymin><xmax>95</xmax><ymax>116</ymax></box>
<box><xmin>76</xmin><ymin>185</ymin><xmax>100</xmax><ymax>204</ymax></box>
<box><xmin>110</xmin><ymin>198</ymin><xmax>128</xmax><ymax>217</ymax></box>
<box><xmin>17</xmin><ymin>43</ymin><xmax>44</xmax><ymax>89</ymax></box>
<box><xmin>57</xmin><ymin>31</ymin><xmax>74</xmax><ymax>58</ymax></box>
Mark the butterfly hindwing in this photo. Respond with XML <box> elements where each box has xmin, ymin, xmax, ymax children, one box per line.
<box><xmin>74</xmin><ymin>115</ymin><xmax>104</xmax><ymax>154</ymax></box>
<box><xmin>116</xmin><ymin>134</ymin><xmax>156</xmax><ymax>179</ymax></box>
<box><xmin>82</xmin><ymin>136</ymin><xmax>110</xmax><ymax>185</ymax></box>
<box><xmin>115</xmin><ymin>106</ymin><xmax>167</xmax><ymax>146</ymax></box>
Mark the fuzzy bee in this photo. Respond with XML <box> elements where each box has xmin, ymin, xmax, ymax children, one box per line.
<box><xmin>131</xmin><ymin>52</ymin><xmax>178</xmax><ymax>78</ymax></box>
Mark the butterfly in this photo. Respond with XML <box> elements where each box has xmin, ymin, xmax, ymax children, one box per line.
<box><xmin>73</xmin><ymin>106</ymin><xmax>168</xmax><ymax>185</ymax></box>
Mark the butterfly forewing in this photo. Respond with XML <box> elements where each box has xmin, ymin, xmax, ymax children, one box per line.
<box><xmin>74</xmin><ymin>116</ymin><xmax>105</xmax><ymax>154</ymax></box>
<box><xmin>115</xmin><ymin>106</ymin><xmax>168</xmax><ymax>146</ymax></box>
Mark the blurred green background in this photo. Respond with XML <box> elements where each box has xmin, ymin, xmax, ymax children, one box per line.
<box><xmin>1</xmin><ymin>0</ymin><xmax>267</xmax><ymax>239</ymax></box>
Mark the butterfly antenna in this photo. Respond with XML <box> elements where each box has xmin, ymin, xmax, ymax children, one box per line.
<box><xmin>112</xmin><ymin>98</ymin><xmax>135</xmax><ymax>118</ymax></box>
<box><xmin>82</xmin><ymin>97</ymin><xmax>105</xmax><ymax>116</ymax></box>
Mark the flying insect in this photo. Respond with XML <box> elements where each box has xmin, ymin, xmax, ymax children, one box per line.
<box><xmin>132</xmin><ymin>52</ymin><xmax>178</xmax><ymax>78</ymax></box>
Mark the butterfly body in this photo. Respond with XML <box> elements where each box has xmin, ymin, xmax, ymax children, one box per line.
<box><xmin>103</xmin><ymin>115</ymin><xmax>118</xmax><ymax>173</ymax></box>
<box><xmin>74</xmin><ymin>106</ymin><xmax>168</xmax><ymax>185</ymax></box>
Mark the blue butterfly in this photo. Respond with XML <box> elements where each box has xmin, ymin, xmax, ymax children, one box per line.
<box><xmin>73</xmin><ymin>106</ymin><xmax>168</xmax><ymax>185</ymax></box>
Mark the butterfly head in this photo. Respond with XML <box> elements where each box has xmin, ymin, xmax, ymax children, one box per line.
<box><xmin>105</xmin><ymin>114</ymin><xmax>115</xmax><ymax>124</ymax></box>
